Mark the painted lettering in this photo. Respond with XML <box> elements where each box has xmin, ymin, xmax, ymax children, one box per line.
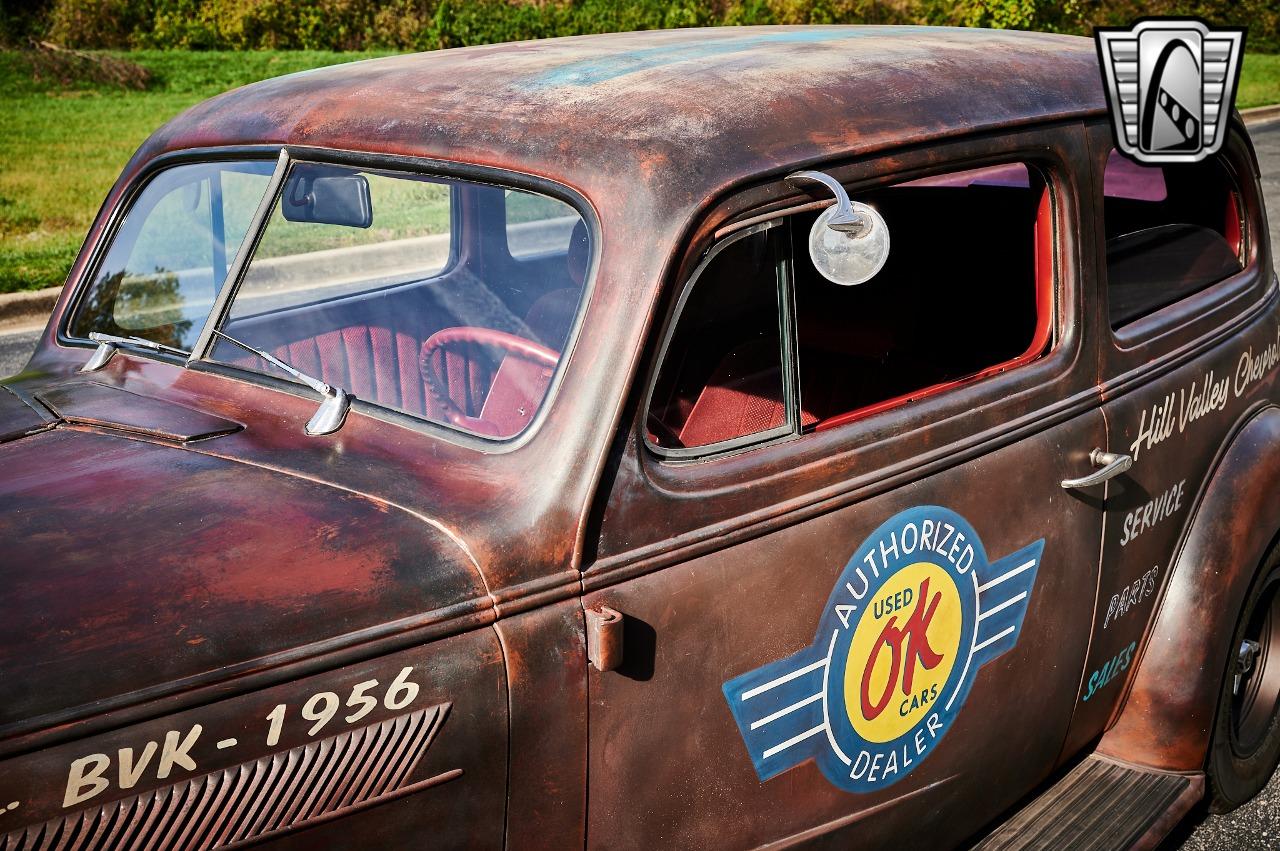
<box><xmin>1081</xmin><ymin>642</ymin><xmax>1138</xmax><ymax>702</ymax></box>
<box><xmin>1104</xmin><ymin>566</ymin><xmax>1161</xmax><ymax>629</ymax></box>
<box><xmin>62</xmin><ymin>755</ymin><xmax>110</xmax><ymax>808</ymax></box>
<box><xmin>1118</xmin><ymin>480</ymin><xmax>1185</xmax><ymax>547</ymax></box>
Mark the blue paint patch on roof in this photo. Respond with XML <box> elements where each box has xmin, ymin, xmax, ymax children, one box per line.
<box><xmin>521</xmin><ymin>27</ymin><xmax>935</xmax><ymax>89</ymax></box>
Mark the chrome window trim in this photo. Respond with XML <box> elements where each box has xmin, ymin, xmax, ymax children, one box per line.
<box><xmin>187</xmin><ymin>149</ymin><xmax>291</xmax><ymax>363</ymax></box>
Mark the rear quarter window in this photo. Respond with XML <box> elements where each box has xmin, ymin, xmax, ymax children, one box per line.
<box><xmin>1103</xmin><ymin>149</ymin><xmax>1245</xmax><ymax>328</ymax></box>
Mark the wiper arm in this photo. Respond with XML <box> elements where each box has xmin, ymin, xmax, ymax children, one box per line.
<box><xmin>213</xmin><ymin>330</ymin><xmax>351</xmax><ymax>436</ymax></box>
<box><xmin>81</xmin><ymin>331</ymin><xmax>190</xmax><ymax>372</ymax></box>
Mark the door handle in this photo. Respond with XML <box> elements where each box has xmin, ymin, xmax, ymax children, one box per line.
<box><xmin>1061</xmin><ymin>448</ymin><xmax>1133</xmax><ymax>489</ymax></box>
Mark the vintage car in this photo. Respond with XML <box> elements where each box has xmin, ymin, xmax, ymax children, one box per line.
<box><xmin>0</xmin><ymin>24</ymin><xmax>1276</xmax><ymax>850</ymax></box>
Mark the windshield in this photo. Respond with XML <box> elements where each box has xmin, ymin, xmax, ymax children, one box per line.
<box><xmin>70</xmin><ymin>160</ymin><xmax>276</xmax><ymax>350</ymax></box>
<box><xmin>70</xmin><ymin>158</ymin><xmax>590</xmax><ymax>440</ymax></box>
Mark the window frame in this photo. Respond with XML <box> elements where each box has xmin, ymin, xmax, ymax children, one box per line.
<box><xmin>1098</xmin><ymin>125</ymin><xmax>1265</xmax><ymax>351</ymax></box>
<box><xmin>645</xmin><ymin>220</ymin><xmax>800</xmax><ymax>460</ymax></box>
<box><xmin>59</xmin><ymin>144</ymin><xmax>600</xmax><ymax>452</ymax></box>
<box><xmin>643</xmin><ymin>156</ymin><xmax>1058</xmax><ymax>463</ymax></box>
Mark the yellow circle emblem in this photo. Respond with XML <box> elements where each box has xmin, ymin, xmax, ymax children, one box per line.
<box><xmin>844</xmin><ymin>561</ymin><xmax>963</xmax><ymax>744</ymax></box>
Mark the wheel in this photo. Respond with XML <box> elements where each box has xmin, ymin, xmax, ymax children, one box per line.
<box><xmin>1207</xmin><ymin>547</ymin><xmax>1280</xmax><ymax>813</ymax></box>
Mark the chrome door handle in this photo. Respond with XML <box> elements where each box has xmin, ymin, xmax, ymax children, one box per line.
<box><xmin>1061</xmin><ymin>449</ymin><xmax>1133</xmax><ymax>489</ymax></box>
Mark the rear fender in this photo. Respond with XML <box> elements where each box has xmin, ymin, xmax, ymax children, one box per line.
<box><xmin>1099</xmin><ymin>404</ymin><xmax>1280</xmax><ymax>771</ymax></box>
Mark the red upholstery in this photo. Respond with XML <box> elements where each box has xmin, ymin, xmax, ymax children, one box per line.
<box><xmin>677</xmin><ymin>342</ymin><xmax>816</xmax><ymax>447</ymax></box>
<box><xmin>481</xmin><ymin>357</ymin><xmax>555</xmax><ymax>436</ymax></box>
<box><xmin>224</xmin><ymin>222</ymin><xmax>585</xmax><ymax>431</ymax></box>
<box><xmin>524</xmin><ymin>288</ymin><xmax>578</xmax><ymax>348</ymax></box>
<box><xmin>230</xmin><ymin>324</ymin><xmax>434</xmax><ymax>418</ymax></box>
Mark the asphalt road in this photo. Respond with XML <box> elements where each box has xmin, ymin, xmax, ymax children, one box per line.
<box><xmin>0</xmin><ymin>123</ymin><xmax>1279</xmax><ymax>846</ymax></box>
<box><xmin>0</xmin><ymin>323</ymin><xmax>39</xmax><ymax>376</ymax></box>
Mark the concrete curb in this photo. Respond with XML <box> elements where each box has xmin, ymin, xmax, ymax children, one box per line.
<box><xmin>0</xmin><ymin>286</ymin><xmax>59</xmax><ymax>331</ymax></box>
<box><xmin>1243</xmin><ymin>104</ymin><xmax>1280</xmax><ymax>127</ymax></box>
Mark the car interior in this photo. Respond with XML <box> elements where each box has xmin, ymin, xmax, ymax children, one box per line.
<box><xmin>218</xmin><ymin>184</ymin><xmax>590</xmax><ymax>438</ymax></box>
<box><xmin>1102</xmin><ymin>150</ymin><xmax>1244</xmax><ymax>327</ymax></box>
<box><xmin>649</xmin><ymin>164</ymin><xmax>1052</xmax><ymax>451</ymax></box>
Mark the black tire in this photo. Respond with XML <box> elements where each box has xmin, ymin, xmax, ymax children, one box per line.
<box><xmin>1207</xmin><ymin>546</ymin><xmax>1280</xmax><ymax>813</ymax></box>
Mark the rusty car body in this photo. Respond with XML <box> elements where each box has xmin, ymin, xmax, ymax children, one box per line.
<box><xmin>0</xmin><ymin>25</ymin><xmax>1277</xmax><ymax>850</ymax></box>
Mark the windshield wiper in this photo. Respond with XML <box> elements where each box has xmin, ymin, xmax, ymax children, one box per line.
<box><xmin>212</xmin><ymin>330</ymin><xmax>351</xmax><ymax>436</ymax></box>
<box><xmin>81</xmin><ymin>331</ymin><xmax>190</xmax><ymax>372</ymax></box>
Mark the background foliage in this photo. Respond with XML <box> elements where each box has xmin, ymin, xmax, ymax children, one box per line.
<box><xmin>1</xmin><ymin>1</ymin><xmax>1277</xmax><ymax>294</ymax></box>
<box><xmin>2</xmin><ymin>0</ymin><xmax>1276</xmax><ymax>53</ymax></box>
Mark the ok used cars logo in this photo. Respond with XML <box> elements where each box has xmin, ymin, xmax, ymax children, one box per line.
<box><xmin>722</xmin><ymin>506</ymin><xmax>1044</xmax><ymax>793</ymax></box>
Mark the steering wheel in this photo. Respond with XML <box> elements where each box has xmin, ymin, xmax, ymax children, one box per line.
<box><xmin>419</xmin><ymin>326</ymin><xmax>559</xmax><ymax>432</ymax></box>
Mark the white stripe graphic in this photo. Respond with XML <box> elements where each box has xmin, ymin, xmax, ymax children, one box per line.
<box><xmin>973</xmin><ymin>625</ymin><xmax>1016</xmax><ymax>654</ymax></box>
<box><xmin>762</xmin><ymin>724</ymin><xmax>827</xmax><ymax>760</ymax></box>
<box><xmin>977</xmin><ymin>591</ymin><xmax>1027</xmax><ymax>622</ymax></box>
<box><xmin>821</xmin><ymin>629</ymin><xmax>852</xmax><ymax>766</ymax></box>
<box><xmin>976</xmin><ymin>559</ymin><xmax>1037</xmax><ymax>594</ymax></box>
<box><xmin>750</xmin><ymin>692</ymin><xmax>823</xmax><ymax>730</ymax></box>
<box><xmin>741</xmin><ymin>657</ymin><xmax>828</xmax><ymax>701</ymax></box>
<box><xmin>946</xmin><ymin>571</ymin><xmax>983</xmax><ymax>713</ymax></box>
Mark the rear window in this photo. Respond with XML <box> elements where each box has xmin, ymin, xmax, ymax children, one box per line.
<box><xmin>505</xmin><ymin>190</ymin><xmax>580</xmax><ymax>259</ymax></box>
<box><xmin>648</xmin><ymin>162</ymin><xmax>1052</xmax><ymax>454</ymax></box>
<box><xmin>1103</xmin><ymin>149</ymin><xmax>1244</xmax><ymax>327</ymax></box>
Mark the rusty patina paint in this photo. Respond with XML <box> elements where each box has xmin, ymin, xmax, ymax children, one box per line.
<box><xmin>0</xmin><ymin>24</ymin><xmax>1276</xmax><ymax>850</ymax></box>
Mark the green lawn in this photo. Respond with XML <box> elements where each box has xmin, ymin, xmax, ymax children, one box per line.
<box><xmin>1</xmin><ymin>47</ymin><xmax>1278</xmax><ymax>294</ymax></box>
<box><xmin>0</xmin><ymin>50</ymin><xmax>394</xmax><ymax>294</ymax></box>
<box><xmin>1241</xmin><ymin>52</ymin><xmax>1280</xmax><ymax>111</ymax></box>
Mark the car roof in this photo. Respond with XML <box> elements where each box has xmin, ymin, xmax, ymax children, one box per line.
<box><xmin>138</xmin><ymin>26</ymin><xmax>1105</xmax><ymax>211</ymax></box>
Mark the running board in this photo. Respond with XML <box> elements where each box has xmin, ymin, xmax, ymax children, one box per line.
<box><xmin>973</xmin><ymin>755</ymin><xmax>1204</xmax><ymax>851</ymax></box>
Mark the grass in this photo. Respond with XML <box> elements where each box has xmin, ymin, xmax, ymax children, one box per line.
<box><xmin>1240</xmin><ymin>53</ymin><xmax>1280</xmax><ymax>112</ymax></box>
<box><xmin>1</xmin><ymin>46</ymin><xmax>1278</xmax><ymax>294</ymax></box>
<box><xmin>0</xmin><ymin>49</ymin><xmax>394</xmax><ymax>294</ymax></box>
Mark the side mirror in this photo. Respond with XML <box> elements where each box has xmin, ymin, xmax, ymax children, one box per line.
<box><xmin>787</xmin><ymin>171</ymin><xmax>890</xmax><ymax>286</ymax></box>
<box><xmin>282</xmin><ymin>169</ymin><xmax>373</xmax><ymax>229</ymax></box>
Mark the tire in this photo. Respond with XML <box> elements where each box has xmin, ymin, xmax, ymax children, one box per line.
<box><xmin>1207</xmin><ymin>546</ymin><xmax>1280</xmax><ymax>813</ymax></box>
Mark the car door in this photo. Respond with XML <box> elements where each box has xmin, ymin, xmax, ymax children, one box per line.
<box><xmin>1062</xmin><ymin>122</ymin><xmax>1277</xmax><ymax>754</ymax></box>
<box><xmin>581</xmin><ymin>127</ymin><xmax>1106</xmax><ymax>849</ymax></box>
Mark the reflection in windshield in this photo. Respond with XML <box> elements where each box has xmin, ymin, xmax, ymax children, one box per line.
<box><xmin>76</xmin><ymin>268</ymin><xmax>194</xmax><ymax>352</ymax></box>
<box><xmin>69</xmin><ymin>160</ymin><xmax>275</xmax><ymax>350</ymax></box>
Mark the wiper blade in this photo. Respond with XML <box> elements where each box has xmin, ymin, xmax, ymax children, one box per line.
<box><xmin>81</xmin><ymin>332</ymin><xmax>189</xmax><ymax>372</ymax></box>
<box><xmin>212</xmin><ymin>330</ymin><xmax>351</xmax><ymax>436</ymax></box>
<box><xmin>90</xmin><ymin>332</ymin><xmax>189</xmax><ymax>357</ymax></box>
<box><xmin>213</xmin><ymin>330</ymin><xmax>330</xmax><ymax>396</ymax></box>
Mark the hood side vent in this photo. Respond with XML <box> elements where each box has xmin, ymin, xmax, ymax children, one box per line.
<box><xmin>36</xmin><ymin>382</ymin><xmax>242</xmax><ymax>443</ymax></box>
<box><xmin>1</xmin><ymin>704</ymin><xmax>457</xmax><ymax>851</ymax></box>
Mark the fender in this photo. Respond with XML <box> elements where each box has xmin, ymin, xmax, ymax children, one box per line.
<box><xmin>1099</xmin><ymin>404</ymin><xmax>1280</xmax><ymax>771</ymax></box>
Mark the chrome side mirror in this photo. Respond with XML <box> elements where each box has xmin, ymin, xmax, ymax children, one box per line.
<box><xmin>787</xmin><ymin>170</ymin><xmax>891</xmax><ymax>286</ymax></box>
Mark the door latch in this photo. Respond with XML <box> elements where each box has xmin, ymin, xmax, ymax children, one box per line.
<box><xmin>586</xmin><ymin>606</ymin><xmax>624</xmax><ymax>672</ymax></box>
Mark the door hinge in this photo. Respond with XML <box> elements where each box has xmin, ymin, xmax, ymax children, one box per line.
<box><xmin>586</xmin><ymin>606</ymin><xmax>624</xmax><ymax>672</ymax></box>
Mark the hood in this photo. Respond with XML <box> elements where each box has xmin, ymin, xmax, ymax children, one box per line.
<box><xmin>0</xmin><ymin>385</ymin><xmax>49</xmax><ymax>443</ymax></box>
<box><xmin>0</xmin><ymin>421</ymin><xmax>489</xmax><ymax>742</ymax></box>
